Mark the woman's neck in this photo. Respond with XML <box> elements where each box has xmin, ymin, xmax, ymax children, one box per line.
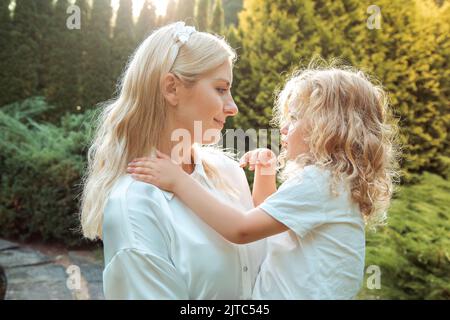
<box><xmin>181</xmin><ymin>161</ymin><xmax>195</xmax><ymax>175</ymax></box>
<box><xmin>158</xmin><ymin>141</ymin><xmax>195</xmax><ymax>175</ymax></box>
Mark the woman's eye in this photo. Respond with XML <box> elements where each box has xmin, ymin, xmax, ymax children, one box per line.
<box><xmin>289</xmin><ymin>114</ymin><xmax>298</xmax><ymax>122</ymax></box>
<box><xmin>216</xmin><ymin>88</ymin><xmax>227</xmax><ymax>94</ymax></box>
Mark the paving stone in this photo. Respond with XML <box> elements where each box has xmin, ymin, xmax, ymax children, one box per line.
<box><xmin>87</xmin><ymin>281</ymin><xmax>104</xmax><ymax>300</ymax></box>
<box><xmin>5</xmin><ymin>263</ymin><xmax>73</xmax><ymax>300</ymax></box>
<box><xmin>0</xmin><ymin>248</ymin><xmax>53</xmax><ymax>268</ymax></box>
<box><xmin>0</xmin><ymin>239</ymin><xmax>105</xmax><ymax>300</ymax></box>
<box><xmin>67</xmin><ymin>251</ymin><xmax>104</xmax><ymax>300</ymax></box>
<box><xmin>0</xmin><ymin>239</ymin><xmax>19</xmax><ymax>251</ymax></box>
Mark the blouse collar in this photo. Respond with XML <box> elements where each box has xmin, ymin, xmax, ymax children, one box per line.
<box><xmin>160</xmin><ymin>145</ymin><xmax>208</xmax><ymax>201</ymax></box>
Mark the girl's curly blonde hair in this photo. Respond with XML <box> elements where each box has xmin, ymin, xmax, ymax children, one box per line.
<box><xmin>273</xmin><ymin>60</ymin><xmax>400</xmax><ymax>227</ymax></box>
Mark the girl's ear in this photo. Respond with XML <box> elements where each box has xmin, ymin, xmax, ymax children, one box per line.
<box><xmin>161</xmin><ymin>73</ymin><xmax>181</xmax><ymax>106</ymax></box>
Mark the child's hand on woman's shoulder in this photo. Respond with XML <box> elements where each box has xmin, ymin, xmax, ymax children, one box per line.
<box><xmin>127</xmin><ymin>150</ymin><xmax>185</xmax><ymax>192</ymax></box>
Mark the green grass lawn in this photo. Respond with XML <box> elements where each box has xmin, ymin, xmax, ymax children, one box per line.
<box><xmin>357</xmin><ymin>172</ymin><xmax>450</xmax><ymax>299</ymax></box>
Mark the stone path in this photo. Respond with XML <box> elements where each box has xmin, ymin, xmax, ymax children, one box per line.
<box><xmin>0</xmin><ymin>239</ymin><xmax>104</xmax><ymax>300</ymax></box>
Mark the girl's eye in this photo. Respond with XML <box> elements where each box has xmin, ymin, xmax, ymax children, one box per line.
<box><xmin>289</xmin><ymin>114</ymin><xmax>298</xmax><ymax>123</ymax></box>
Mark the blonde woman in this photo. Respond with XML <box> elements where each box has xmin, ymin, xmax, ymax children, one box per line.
<box><xmin>80</xmin><ymin>22</ymin><xmax>266</xmax><ymax>299</ymax></box>
<box><xmin>128</xmin><ymin>65</ymin><xmax>399</xmax><ymax>299</ymax></box>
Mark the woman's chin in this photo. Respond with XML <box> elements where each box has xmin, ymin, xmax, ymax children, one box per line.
<box><xmin>201</xmin><ymin>128</ymin><xmax>222</xmax><ymax>145</ymax></box>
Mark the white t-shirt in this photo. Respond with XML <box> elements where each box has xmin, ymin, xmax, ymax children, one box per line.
<box><xmin>253</xmin><ymin>165</ymin><xmax>365</xmax><ymax>300</ymax></box>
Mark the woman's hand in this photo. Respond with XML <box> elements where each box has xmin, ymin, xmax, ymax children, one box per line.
<box><xmin>239</xmin><ymin>148</ymin><xmax>277</xmax><ymax>176</ymax></box>
<box><xmin>127</xmin><ymin>150</ymin><xmax>186</xmax><ymax>192</ymax></box>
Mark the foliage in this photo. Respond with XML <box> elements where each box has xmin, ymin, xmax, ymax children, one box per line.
<box><xmin>231</xmin><ymin>0</ymin><xmax>449</xmax><ymax>179</ymax></box>
<box><xmin>211</xmin><ymin>0</ymin><xmax>225</xmax><ymax>34</ymax></box>
<box><xmin>358</xmin><ymin>172</ymin><xmax>450</xmax><ymax>299</ymax></box>
<box><xmin>0</xmin><ymin>97</ymin><xmax>96</xmax><ymax>247</ymax></box>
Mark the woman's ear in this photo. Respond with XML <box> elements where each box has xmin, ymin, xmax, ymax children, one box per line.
<box><xmin>161</xmin><ymin>73</ymin><xmax>181</xmax><ymax>106</ymax></box>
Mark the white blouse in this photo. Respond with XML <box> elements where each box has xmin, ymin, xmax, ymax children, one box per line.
<box><xmin>102</xmin><ymin>147</ymin><xmax>267</xmax><ymax>299</ymax></box>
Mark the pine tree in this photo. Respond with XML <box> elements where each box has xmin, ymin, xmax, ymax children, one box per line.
<box><xmin>72</xmin><ymin>0</ymin><xmax>90</xmax><ymax>111</ymax></box>
<box><xmin>233</xmin><ymin>0</ymin><xmax>449</xmax><ymax>177</ymax></box>
<box><xmin>45</xmin><ymin>0</ymin><xmax>80</xmax><ymax>120</ymax></box>
<box><xmin>136</xmin><ymin>0</ymin><xmax>157</xmax><ymax>41</ymax></box>
<box><xmin>210</xmin><ymin>0</ymin><xmax>224</xmax><ymax>35</ymax></box>
<box><xmin>423</xmin><ymin>1</ymin><xmax>450</xmax><ymax>174</ymax></box>
<box><xmin>34</xmin><ymin>0</ymin><xmax>54</xmax><ymax>92</ymax></box>
<box><xmin>177</xmin><ymin>0</ymin><xmax>196</xmax><ymax>23</ymax></box>
<box><xmin>0</xmin><ymin>0</ymin><xmax>15</xmax><ymax>106</ymax></box>
<box><xmin>82</xmin><ymin>0</ymin><xmax>114</xmax><ymax>108</ymax></box>
<box><xmin>223</xmin><ymin>0</ymin><xmax>243</xmax><ymax>26</ymax></box>
<box><xmin>351</xmin><ymin>0</ymin><xmax>449</xmax><ymax>175</ymax></box>
<box><xmin>164</xmin><ymin>0</ymin><xmax>178</xmax><ymax>24</ymax></box>
<box><xmin>225</xmin><ymin>24</ymin><xmax>240</xmax><ymax>50</ymax></box>
<box><xmin>112</xmin><ymin>0</ymin><xmax>135</xmax><ymax>82</ymax></box>
<box><xmin>435</xmin><ymin>3</ymin><xmax>450</xmax><ymax>169</ymax></box>
<box><xmin>9</xmin><ymin>0</ymin><xmax>40</xmax><ymax>101</ymax></box>
<box><xmin>196</xmin><ymin>0</ymin><xmax>210</xmax><ymax>31</ymax></box>
<box><xmin>232</xmin><ymin>0</ymin><xmax>320</xmax><ymax>130</ymax></box>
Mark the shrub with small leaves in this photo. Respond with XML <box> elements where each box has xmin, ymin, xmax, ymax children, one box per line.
<box><xmin>0</xmin><ymin>97</ymin><xmax>96</xmax><ymax>247</ymax></box>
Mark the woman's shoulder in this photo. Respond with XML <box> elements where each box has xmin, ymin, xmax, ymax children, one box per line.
<box><xmin>105</xmin><ymin>174</ymin><xmax>171</xmax><ymax>228</ymax></box>
<box><xmin>109</xmin><ymin>174</ymin><xmax>168</xmax><ymax>204</ymax></box>
<box><xmin>103</xmin><ymin>175</ymin><xmax>172</xmax><ymax>255</ymax></box>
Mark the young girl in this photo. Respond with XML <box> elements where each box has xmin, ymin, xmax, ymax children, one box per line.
<box><xmin>127</xmin><ymin>65</ymin><xmax>398</xmax><ymax>299</ymax></box>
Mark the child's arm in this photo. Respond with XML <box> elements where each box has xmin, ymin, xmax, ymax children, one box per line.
<box><xmin>173</xmin><ymin>171</ymin><xmax>288</xmax><ymax>244</ymax></box>
<box><xmin>240</xmin><ymin>149</ymin><xmax>278</xmax><ymax>206</ymax></box>
<box><xmin>253</xmin><ymin>166</ymin><xmax>277</xmax><ymax>206</ymax></box>
<box><xmin>128</xmin><ymin>150</ymin><xmax>288</xmax><ymax>244</ymax></box>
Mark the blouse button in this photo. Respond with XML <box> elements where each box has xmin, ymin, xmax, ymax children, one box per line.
<box><xmin>243</xmin><ymin>266</ymin><xmax>248</xmax><ymax>272</ymax></box>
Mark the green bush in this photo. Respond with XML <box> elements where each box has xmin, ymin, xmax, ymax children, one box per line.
<box><xmin>358</xmin><ymin>172</ymin><xmax>450</xmax><ymax>299</ymax></box>
<box><xmin>0</xmin><ymin>97</ymin><xmax>96</xmax><ymax>247</ymax></box>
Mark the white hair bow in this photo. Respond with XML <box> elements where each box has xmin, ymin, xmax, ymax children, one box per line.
<box><xmin>173</xmin><ymin>22</ymin><xmax>196</xmax><ymax>46</ymax></box>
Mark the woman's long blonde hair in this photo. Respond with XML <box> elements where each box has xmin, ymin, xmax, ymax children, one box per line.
<box><xmin>80</xmin><ymin>22</ymin><xmax>238</xmax><ymax>240</ymax></box>
<box><xmin>273</xmin><ymin>60</ymin><xmax>400</xmax><ymax>226</ymax></box>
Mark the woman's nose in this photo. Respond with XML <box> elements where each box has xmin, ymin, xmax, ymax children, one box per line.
<box><xmin>224</xmin><ymin>98</ymin><xmax>238</xmax><ymax>116</ymax></box>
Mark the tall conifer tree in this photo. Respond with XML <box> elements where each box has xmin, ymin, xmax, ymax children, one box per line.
<box><xmin>210</xmin><ymin>0</ymin><xmax>224</xmax><ymax>34</ymax></box>
<box><xmin>0</xmin><ymin>0</ymin><xmax>15</xmax><ymax>106</ymax></box>
<box><xmin>10</xmin><ymin>0</ymin><xmax>40</xmax><ymax>100</ymax></box>
<box><xmin>112</xmin><ymin>0</ymin><xmax>135</xmax><ymax>81</ymax></box>
<box><xmin>136</xmin><ymin>0</ymin><xmax>157</xmax><ymax>41</ymax></box>
<box><xmin>82</xmin><ymin>0</ymin><xmax>114</xmax><ymax>108</ymax></box>
<box><xmin>196</xmin><ymin>0</ymin><xmax>210</xmax><ymax>31</ymax></box>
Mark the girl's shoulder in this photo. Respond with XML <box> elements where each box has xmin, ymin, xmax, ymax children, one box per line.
<box><xmin>282</xmin><ymin>164</ymin><xmax>331</xmax><ymax>190</ymax></box>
